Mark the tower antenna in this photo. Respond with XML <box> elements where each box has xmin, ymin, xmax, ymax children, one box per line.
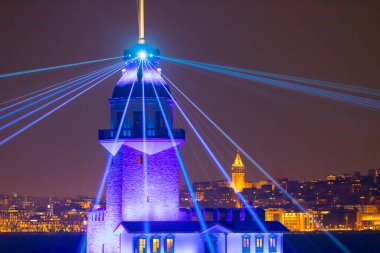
<box><xmin>138</xmin><ymin>0</ymin><xmax>145</xmax><ymax>44</ymax></box>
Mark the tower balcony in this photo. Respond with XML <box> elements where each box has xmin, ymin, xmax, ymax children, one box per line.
<box><xmin>98</xmin><ymin>128</ymin><xmax>185</xmax><ymax>140</ymax></box>
<box><xmin>98</xmin><ymin>128</ymin><xmax>186</xmax><ymax>156</ymax></box>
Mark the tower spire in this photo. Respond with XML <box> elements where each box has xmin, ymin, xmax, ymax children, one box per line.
<box><xmin>233</xmin><ymin>150</ymin><xmax>244</xmax><ymax>167</ymax></box>
<box><xmin>138</xmin><ymin>0</ymin><xmax>145</xmax><ymax>44</ymax></box>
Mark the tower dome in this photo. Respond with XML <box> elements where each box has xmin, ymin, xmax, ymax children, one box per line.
<box><xmin>111</xmin><ymin>65</ymin><xmax>171</xmax><ymax>99</ymax></box>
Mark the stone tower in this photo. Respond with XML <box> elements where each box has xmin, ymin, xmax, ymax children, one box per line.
<box><xmin>87</xmin><ymin>44</ymin><xmax>185</xmax><ymax>253</ymax></box>
<box><xmin>231</xmin><ymin>151</ymin><xmax>245</xmax><ymax>193</ymax></box>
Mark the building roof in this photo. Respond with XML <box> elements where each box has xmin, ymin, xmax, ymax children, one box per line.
<box><xmin>115</xmin><ymin>221</ymin><xmax>288</xmax><ymax>234</ymax></box>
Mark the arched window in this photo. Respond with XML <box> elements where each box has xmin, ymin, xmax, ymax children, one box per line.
<box><xmin>150</xmin><ymin>235</ymin><xmax>161</xmax><ymax>253</ymax></box>
<box><xmin>164</xmin><ymin>234</ymin><xmax>175</xmax><ymax>253</ymax></box>
<box><xmin>242</xmin><ymin>234</ymin><xmax>251</xmax><ymax>253</ymax></box>
<box><xmin>269</xmin><ymin>234</ymin><xmax>278</xmax><ymax>252</ymax></box>
<box><xmin>255</xmin><ymin>234</ymin><xmax>264</xmax><ymax>253</ymax></box>
<box><xmin>135</xmin><ymin>235</ymin><xmax>147</xmax><ymax>253</ymax></box>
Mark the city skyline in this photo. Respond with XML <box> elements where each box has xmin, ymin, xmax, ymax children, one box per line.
<box><xmin>1</xmin><ymin>165</ymin><xmax>379</xmax><ymax>233</ymax></box>
<box><xmin>1</xmin><ymin>0</ymin><xmax>379</xmax><ymax>198</ymax></box>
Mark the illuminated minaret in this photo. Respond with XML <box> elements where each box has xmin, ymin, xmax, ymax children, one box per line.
<box><xmin>231</xmin><ymin>150</ymin><xmax>245</xmax><ymax>193</ymax></box>
<box><xmin>87</xmin><ymin>1</ymin><xmax>185</xmax><ymax>252</ymax></box>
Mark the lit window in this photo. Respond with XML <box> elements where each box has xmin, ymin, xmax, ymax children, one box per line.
<box><xmin>269</xmin><ymin>234</ymin><xmax>277</xmax><ymax>252</ymax></box>
<box><xmin>135</xmin><ymin>235</ymin><xmax>147</xmax><ymax>253</ymax></box>
<box><xmin>242</xmin><ymin>234</ymin><xmax>251</xmax><ymax>253</ymax></box>
<box><xmin>137</xmin><ymin>154</ymin><xmax>142</xmax><ymax>164</ymax></box>
<box><xmin>255</xmin><ymin>234</ymin><xmax>264</xmax><ymax>253</ymax></box>
<box><xmin>151</xmin><ymin>235</ymin><xmax>161</xmax><ymax>253</ymax></box>
<box><xmin>164</xmin><ymin>234</ymin><xmax>175</xmax><ymax>253</ymax></box>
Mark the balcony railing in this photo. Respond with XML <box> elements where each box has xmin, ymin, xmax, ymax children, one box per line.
<box><xmin>98</xmin><ymin>128</ymin><xmax>185</xmax><ymax>140</ymax></box>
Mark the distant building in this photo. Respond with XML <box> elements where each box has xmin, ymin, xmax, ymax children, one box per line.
<box><xmin>252</xmin><ymin>181</ymin><xmax>274</xmax><ymax>191</ymax></box>
<box><xmin>265</xmin><ymin>208</ymin><xmax>316</xmax><ymax>231</ymax></box>
<box><xmin>47</xmin><ymin>197</ymin><xmax>54</xmax><ymax>217</ymax></box>
<box><xmin>61</xmin><ymin>209</ymin><xmax>87</xmax><ymax>232</ymax></box>
<box><xmin>231</xmin><ymin>151</ymin><xmax>246</xmax><ymax>193</ymax></box>
<box><xmin>369</xmin><ymin>168</ymin><xmax>380</xmax><ymax>185</ymax></box>
<box><xmin>0</xmin><ymin>207</ymin><xmax>27</xmax><ymax>232</ymax></box>
<box><xmin>326</xmin><ymin>175</ymin><xmax>337</xmax><ymax>181</ymax></box>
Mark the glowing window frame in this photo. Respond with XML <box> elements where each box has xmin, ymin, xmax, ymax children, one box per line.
<box><xmin>164</xmin><ymin>234</ymin><xmax>175</xmax><ymax>253</ymax></box>
<box><xmin>242</xmin><ymin>234</ymin><xmax>251</xmax><ymax>253</ymax></box>
<box><xmin>150</xmin><ymin>235</ymin><xmax>161</xmax><ymax>253</ymax></box>
<box><xmin>135</xmin><ymin>234</ymin><xmax>148</xmax><ymax>253</ymax></box>
<box><xmin>255</xmin><ymin>234</ymin><xmax>264</xmax><ymax>253</ymax></box>
<box><xmin>269</xmin><ymin>234</ymin><xmax>278</xmax><ymax>252</ymax></box>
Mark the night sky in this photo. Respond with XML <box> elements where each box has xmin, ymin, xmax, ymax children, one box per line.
<box><xmin>0</xmin><ymin>0</ymin><xmax>379</xmax><ymax>197</ymax></box>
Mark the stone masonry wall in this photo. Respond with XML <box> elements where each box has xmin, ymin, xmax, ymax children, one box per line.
<box><xmin>122</xmin><ymin>146</ymin><xmax>180</xmax><ymax>221</ymax></box>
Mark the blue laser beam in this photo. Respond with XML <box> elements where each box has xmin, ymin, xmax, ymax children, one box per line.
<box><xmin>0</xmin><ymin>70</ymin><xmax>100</xmax><ymax>107</ymax></box>
<box><xmin>161</xmin><ymin>57</ymin><xmax>380</xmax><ymax>111</ymax></box>
<box><xmin>174</xmin><ymin>90</ymin><xmax>234</xmax><ymax>166</ymax></box>
<box><xmin>0</xmin><ymin>63</ymin><xmax>122</xmax><ymax>120</ymax></box>
<box><xmin>141</xmin><ymin>61</ymin><xmax>150</xmax><ymax>234</ymax></box>
<box><xmin>1</xmin><ymin>63</ymin><xmax>123</xmax><ymax>131</ymax></box>
<box><xmin>93</xmin><ymin>61</ymin><xmax>141</xmax><ymax>208</ymax></box>
<box><xmin>175</xmin><ymin>86</ymin><xmax>268</xmax><ymax>183</ymax></box>
<box><xmin>144</xmin><ymin>61</ymin><xmax>215</xmax><ymax>253</ymax></box>
<box><xmin>162</xmin><ymin>56</ymin><xmax>380</xmax><ymax>97</ymax></box>
<box><xmin>77</xmin><ymin>63</ymin><xmax>141</xmax><ymax>253</ymax></box>
<box><xmin>0</xmin><ymin>55</ymin><xmax>124</xmax><ymax>79</ymax></box>
<box><xmin>0</xmin><ymin>63</ymin><xmax>122</xmax><ymax>112</ymax></box>
<box><xmin>164</xmin><ymin>57</ymin><xmax>380</xmax><ymax>109</ymax></box>
<box><xmin>0</xmin><ymin>65</ymin><xmax>124</xmax><ymax>145</ymax></box>
<box><xmin>160</xmin><ymin>72</ymin><xmax>351</xmax><ymax>253</ymax></box>
<box><xmin>146</xmin><ymin>60</ymin><xmax>268</xmax><ymax>233</ymax></box>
